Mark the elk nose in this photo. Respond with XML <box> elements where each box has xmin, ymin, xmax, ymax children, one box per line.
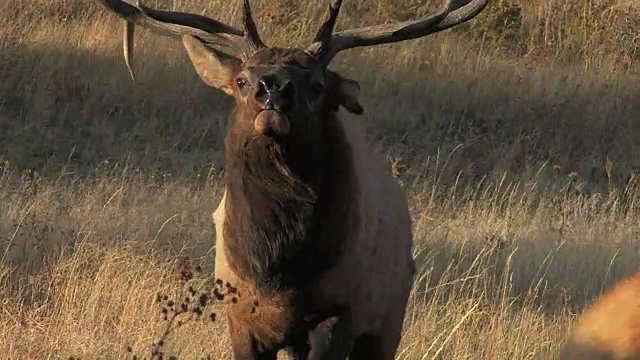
<box><xmin>255</xmin><ymin>75</ymin><xmax>293</xmax><ymax>111</ymax></box>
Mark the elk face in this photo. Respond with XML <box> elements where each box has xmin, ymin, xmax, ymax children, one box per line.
<box><xmin>181</xmin><ymin>38</ymin><xmax>363</xmax><ymax>140</ymax></box>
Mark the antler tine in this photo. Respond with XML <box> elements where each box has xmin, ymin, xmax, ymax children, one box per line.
<box><xmin>308</xmin><ymin>0</ymin><xmax>490</xmax><ymax>67</ymax></box>
<box><xmin>98</xmin><ymin>0</ymin><xmax>261</xmax><ymax>81</ymax></box>
<box><xmin>426</xmin><ymin>0</ymin><xmax>489</xmax><ymax>32</ymax></box>
<box><xmin>242</xmin><ymin>0</ymin><xmax>267</xmax><ymax>52</ymax></box>
<box><xmin>124</xmin><ymin>20</ymin><xmax>136</xmax><ymax>80</ymax></box>
<box><xmin>313</xmin><ymin>0</ymin><xmax>343</xmax><ymax>44</ymax></box>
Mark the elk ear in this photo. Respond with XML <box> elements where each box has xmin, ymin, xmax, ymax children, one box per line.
<box><xmin>337</xmin><ymin>77</ymin><xmax>363</xmax><ymax>115</ymax></box>
<box><xmin>182</xmin><ymin>35</ymin><xmax>241</xmax><ymax>95</ymax></box>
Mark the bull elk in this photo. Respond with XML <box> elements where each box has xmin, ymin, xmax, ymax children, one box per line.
<box><xmin>560</xmin><ymin>272</ymin><xmax>640</xmax><ymax>360</ymax></box>
<box><xmin>96</xmin><ymin>0</ymin><xmax>489</xmax><ymax>358</ymax></box>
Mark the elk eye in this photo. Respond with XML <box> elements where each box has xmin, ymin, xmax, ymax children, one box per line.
<box><xmin>236</xmin><ymin>77</ymin><xmax>247</xmax><ymax>90</ymax></box>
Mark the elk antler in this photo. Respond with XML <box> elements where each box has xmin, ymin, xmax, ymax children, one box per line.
<box><xmin>307</xmin><ymin>0</ymin><xmax>490</xmax><ymax>66</ymax></box>
<box><xmin>98</xmin><ymin>0</ymin><xmax>266</xmax><ymax>80</ymax></box>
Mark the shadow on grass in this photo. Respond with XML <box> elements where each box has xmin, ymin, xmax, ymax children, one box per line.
<box><xmin>346</xmin><ymin>47</ymin><xmax>639</xmax><ymax>193</ymax></box>
<box><xmin>1</xmin><ymin>38</ymin><xmax>638</xmax><ymax>188</ymax></box>
<box><xmin>0</xmin><ymin>41</ymin><xmax>231</xmax><ymax>178</ymax></box>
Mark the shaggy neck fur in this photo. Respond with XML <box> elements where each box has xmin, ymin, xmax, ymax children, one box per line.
<box><xmin>223</xmin><ymin>107</ymin><xmax>357</xmax><ymax>292</ymax></box>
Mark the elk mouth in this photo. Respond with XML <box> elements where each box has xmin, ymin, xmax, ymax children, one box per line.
<box><xmin>254</xmin><ymin>109</ymin><xmax>291</xmax><ymax>136</ymax></box>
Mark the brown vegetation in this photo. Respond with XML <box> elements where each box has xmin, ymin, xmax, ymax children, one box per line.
<box><xmin>0</xmin><ymin>0</ymin><xmax>638</xmax><ymax>359</ymax></box>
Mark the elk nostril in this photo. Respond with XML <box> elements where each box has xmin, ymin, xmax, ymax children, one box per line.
<box><xmin>255</xmin><ymin>80</ymin><xmax>269</xmax><ymax>103</ymax></box>
<box><xmin>256</xmin><ymin>80</ymin><xmax>267</xmax><ymax>94</ymax></box>
<box><xmin>259</xmin><ymin>75</ymin><xmax>276</xmax><ymax>90</ymax></box>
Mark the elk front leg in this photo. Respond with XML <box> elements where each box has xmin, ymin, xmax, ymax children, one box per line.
<box><xmin>307</xmin><ymin>311</ymin><xmax>354</xmax><ymax>360</ymax></box>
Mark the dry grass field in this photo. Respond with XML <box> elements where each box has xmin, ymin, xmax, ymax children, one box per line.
<box><xmin>0</xmin><ymin>0</ymin><xmax>639</xmax><ymax>358</ymax></box>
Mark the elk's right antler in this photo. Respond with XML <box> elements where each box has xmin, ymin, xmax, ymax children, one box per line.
<box><xmin>99</xmin><ymin>0</ymin><xmax>265</xmax><ymax>80</ymax></box>
<box><xmin>307</xmin><ymin>0</ymin><xmax>490</xmax><ymax>66</ymax></box>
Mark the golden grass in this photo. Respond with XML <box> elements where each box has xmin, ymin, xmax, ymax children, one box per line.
<box><xmin>0</xmin><ymin>0</ymin><xmax>638</xmax><ymax>358</ymax></box>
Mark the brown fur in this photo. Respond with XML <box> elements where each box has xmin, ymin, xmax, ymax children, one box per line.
<box><xmin>221</xmin><ymin>50</ymin><xmax>358</xmax><ymax>292</ymax></box>
<box><xmin>560</xmin><ymin>272</ymin><xmax>640</xmax><ymax>360</ymax></box>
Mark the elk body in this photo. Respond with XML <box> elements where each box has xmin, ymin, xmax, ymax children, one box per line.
<box><xmin>560</xmin><ymin>272</ymin><xmax>640</xmax><ymax>360</ymax></box>
<box><xmin>96</xmin><ymin>0</ymin><xmax>489</xmax><ymax>358</ymax></box>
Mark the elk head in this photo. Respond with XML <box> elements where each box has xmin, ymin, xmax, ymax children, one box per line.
<box><xmin>98</xmin><ymin>0</ymin><xmax>488</xmax><ymax>141</ymax></box>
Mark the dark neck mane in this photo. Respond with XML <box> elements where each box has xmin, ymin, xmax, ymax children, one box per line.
<box><xmin>222</xmin><ymin>110</ymin><xmax>357</xmax><ymax>292</ymax></box>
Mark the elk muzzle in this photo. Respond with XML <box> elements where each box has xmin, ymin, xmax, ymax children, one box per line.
<box><xmin>254</xmin><ymin>110</ymin><xmax>291</xmax><ymax>136</ymax></box>
<box><xmin>253</xmin><ymin>72</ymin><xmax>293</xmax><ymax>136</ymax></box>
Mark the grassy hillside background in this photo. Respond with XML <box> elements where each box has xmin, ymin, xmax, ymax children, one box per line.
<box><xmin>0</xmin><ymin>0</ymin><xmax>638</xmax><ymax>358</ymax></box>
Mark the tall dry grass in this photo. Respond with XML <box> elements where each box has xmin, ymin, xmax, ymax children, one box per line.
<box><xmin>0</xmin><ymin>0</ymin><xmax>638</xmax><ymax>358</ymax></box>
